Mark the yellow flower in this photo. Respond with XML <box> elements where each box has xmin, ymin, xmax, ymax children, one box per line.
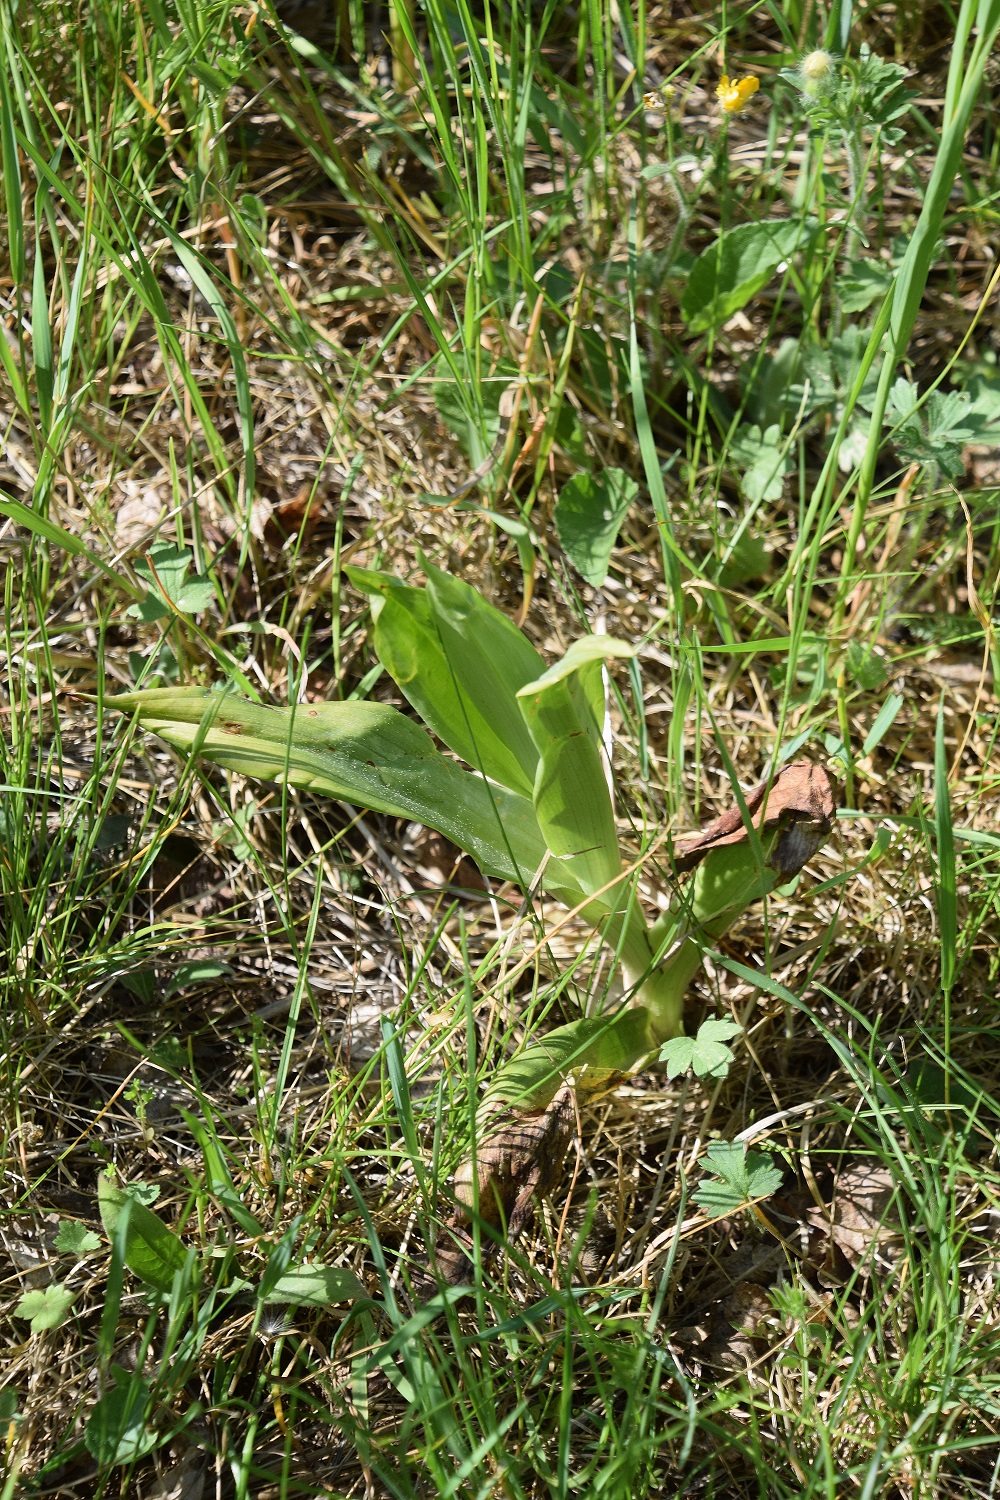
<box><xmin>716</xmin><ymin>74</ymin><xmax>760</xmax><ymax>113</ymax></box>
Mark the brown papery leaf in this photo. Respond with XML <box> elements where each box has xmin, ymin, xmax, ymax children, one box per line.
<box><xmin>434</xmin><ymin>1085</ymin><xmax>574</xmax><ymax>1284</ymax></box>
<box><xmin>674</xmin><ymin>761</ymin><xmax>838</xmax><ymax>880</ymax></box>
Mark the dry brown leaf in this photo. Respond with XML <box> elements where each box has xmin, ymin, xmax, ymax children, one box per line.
<box><xmin>114</xmin><ymin>479</ymin><xmax>167</xmax><ymax>553</ymax></box>
<box><xmin>808</xmin><ymin>1161</ymin><xmax>901</xmax><ymax>1270</ymax></box>
<box><xmin>700</xmin><ymin>1281</ymin><xmax>775</xmax><ymax>1370</ymax></box>
<box><xmin>435</xmin><ymin>1085</ymin><xmax>574</xmax><ymax>1283</ymax></box>
<box><xmin>674</xmin><ymin>761</ymin><xmax>838</xmax><ymax>880</ymax></box>
<box><xmin>147</xmin><ymin>1452</ymin><xmax>206</xmax><ymax>1500</ymax></box>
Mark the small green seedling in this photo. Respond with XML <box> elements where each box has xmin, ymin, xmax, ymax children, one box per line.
<box><xmin>14</xmin><ymin>1283</ymin><xmax>76</xmax><ymax>1333</ymax></box>
<box><xmin>660</xmin><ymin>1016</ymin><xmax>742</xmax><ymax>1082</ymax></box>
<box><xmin>693</xmin><ymin>1142</ymin><xmax>784</xmax><ymax>1217</ymax></box>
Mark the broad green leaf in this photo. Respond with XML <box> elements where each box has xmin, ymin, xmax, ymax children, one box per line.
<box><xmin>681</xmin><ymin>219</ymin><xmax>815</xmax><ymax>335</ymax></box>
<box><xmin>262</xmin><ymin>1265</ymin><xmax>368</xmax><ymax>1306</ymax></box>
<box><xmin>112</xmin><ymin>688</ymin><xmax>559</xmax><ymax>892</ymax></box>
<box><xmin>164</xmin><ymin>958</ymin><xmax>233</xmax><ymax>998</ymax></box>
<box><xmin>14</xmin><ymin>1283</ymin><xmax>75</xmax><ymax>1333</ymax></box>
<box><xmin>84</xmin><ymin>1368</ymin><xmax>156</xmax><ymax>1466</ymax></box>
<box><xmin>98</xmin><ymin>1175</ymin><xmax>188</xmax><ymax>1291</ymax></box>
<box><xmin>487</xmin><ymin>1007</ymin><xmax>653</xmax><ymax>1108</ymax></box>
<box><xmin>554</xmin><ymin>469</ymin><xmax>638</xmax><ymax>586</ymax></box>
<box><xmin>55</xmin><ymin>1221</ymin><xmax>101</xmax><ymax>1256</ymax></box>
<box><xmin>348</xmin><ymin>563</ymin><xmax>542</xmax><ymax>796</ymax></box>
<box><xmin>516</xmin><ymin>639</ymin><xmax>634</xmax><ymax>897</ymax></box>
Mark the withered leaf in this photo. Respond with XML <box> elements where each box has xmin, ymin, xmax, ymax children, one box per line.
<box><xmin>674</xmin><ymin>761</ymin><xmax>837</xmax><ymax>879</ymax></box>
<box><xmin>435</xmin><ymin>1085</ymin><xmax>574</xmax><ymax>1283</ymax></box>
<box><xmin>808</xmin><ymin>1160</ymin><xmax>901</xmax><ymax>1270</ymax></box>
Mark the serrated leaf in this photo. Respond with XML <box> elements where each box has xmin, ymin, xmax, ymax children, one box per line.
<box><xmin>124</xmin><ymin>1180</ymin><xmax>160</xmax><ymax>1207</ymax></box>
<box><xmin>681</xmin><ymin>219</ymin><xmax>816</xmax><ymax>334</ymax></box>
<box><xmin>262</xmin><ymin>1265</ymin><xmax>368</xmax><ymax>1307</ymax></box>
<box><xmin>554</xmin><ymin>469</ymin><xmax>638</xmax><ymax>587</ymax></box>
<box><xmin>697</xmin><ymin>1017</ymin><xmax>742</xmax><ymax>1043</ymax></box>
<box><xmin>174</xmin><ymin>575</ymin><xmax>215</xmax><ymax>613</ymax></box>
<box><xmin>660</xmin><ymin>1016</ymin><xmax>741</xmax><ymax>1081</ymax></box>
<box><xmin>846</xmin><ymin>641</ymin><xmax>888</xmax><ymax>691</ymax></box>
<box><xmin>717</xmin><ymin>534</ymin><xmax>770</xmax><ymax>589</ymax></box>
<box><xmin>129</xmin><ymin>544</ymin><xmax>215</xmax><ymax>618</ymax></box>
<box><xmin>659</xmin><ymin>1035</ymin><xmax>697</xmax><ymax>1080</ymax></box>
<box><xmin>694</xmin><ymin>1141</ymin><xmax>783</xmax><ymax>1215</ymax></box>
<box><xmin>136</xmin><ymin>543</ymin><xmax>192</xmax><ymax>600</ymax></box>
<box><xmin>745</xmin><ymin>1153</ymin><xmax>784</xmax><ymax>1198</ymax></box>
<box><xmin>126</xmin><ymin>593</ymin><xmax>170</xmax><ymax>623</ymax></box>
<box><xmin>55</xmin><ymin>1221</ymin><xmax>101</xmax><ymax>1256</ymax></box>
<box><xmin>98</xmin><ymin>1175</ymin><xmax>188</xmax><ymax>1290</ymax></box>
<box><xmin>838</xmin><ymin>259</ymin><xmax>893</xmax><ymax>313</ymax></box>
<box><xmin>14</xmin><ymin>1283</ymin><xmax>75</xmax><ymax>1333</ymax></box>
<box><xmin>730</xmin><ymin>423</ymin><xmax>792</xmax><ymax>503</ymax></box>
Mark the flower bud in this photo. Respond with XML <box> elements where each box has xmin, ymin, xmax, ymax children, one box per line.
<box><xmin>800</xmin><ymin>49</ymin><xmax>835</xmax><ymax>96</ymax></box>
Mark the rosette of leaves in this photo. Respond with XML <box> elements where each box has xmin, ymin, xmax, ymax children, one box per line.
<box><xmin>112</xmin><ymin>563</ymin><xmax>838</xmax><ymax>1269</ymax></box>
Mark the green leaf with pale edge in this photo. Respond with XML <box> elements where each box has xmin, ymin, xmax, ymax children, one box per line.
<box><xmin>348</xmin><ymin>561</ymin><xmax>542</xmax><ymax>796</ymax></box>
<box><xmin>659</xmin><ymin>1017</ymin><xmax>742</xmax><ymax>1081</ymax></box>
<box><xmin>98</xmin><ymin>1175</ymin><xmax>188</xmax><ymax>1290</ymax></box>
<box><xmin>516</xmin><ymin>640</ymin><xmax>634</xmax><ymax>897</ymax></box>
<box><xmin>112</xmin><ymin>687</ymin><xmax>564</xmax><ymax>894</ymax></box>
<box><xmin>554</xmin><ymin>469</ymin><xmax>638</xmax><ymax>586</ymax></box>
<box><xmin>693</xmin><ymin>1142</ymin><xmax>783</xmax><ymax>1216</ymax></box>
<box><xmin>681</xmin><ymin>219</ymin><xmax>816</xmax><ymax>334</ymax></box>
<box><xmin>262</xmin><ymin>1265</ymin><xmax>367</xmax><ymax>1306</ymax></box>
<box><xmin>14</xmin><ymin>1283</ymin><xmax>75</xmax><ymax>1333</ymax></box>
<box><xmin>55</xmin><ymin>1221</ymin><xmax>101</xmax><ymax>1256</ymax></box>
<box><xmin>164</xmin><ymin>958</ymin><xmax>233</xmax><ymax>998</ymax></box>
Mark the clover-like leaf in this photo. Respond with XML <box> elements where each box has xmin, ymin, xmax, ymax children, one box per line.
<box><xmin>55</xmin><ymin>1221</ymin><xmax>101</xmax><ymax>1256</ymax></box>
<box><xmin>14</xmin><ymin>1283</ymin><xmax>76</xmax><ymax>1333</ymax></box>
<box><xmin>730</xmin><ymin>423</ymin><xmax>793</xmax><ymax>503</ymax></box>
<box><xmin>660</xmin><ymin>1016</ymin><xmax>742</xmax><ymax>1081</ymax></box>
<box><xmin>127</xmin><ymin>543</ymin><xmax>215</xmax><ymax>621</ymax></box>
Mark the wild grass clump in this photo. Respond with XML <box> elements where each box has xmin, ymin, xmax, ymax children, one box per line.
<box><xmin>2</xmin><ymin>0</ymin><xmax>1000</xmax><ymax>1495</ymax></box>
